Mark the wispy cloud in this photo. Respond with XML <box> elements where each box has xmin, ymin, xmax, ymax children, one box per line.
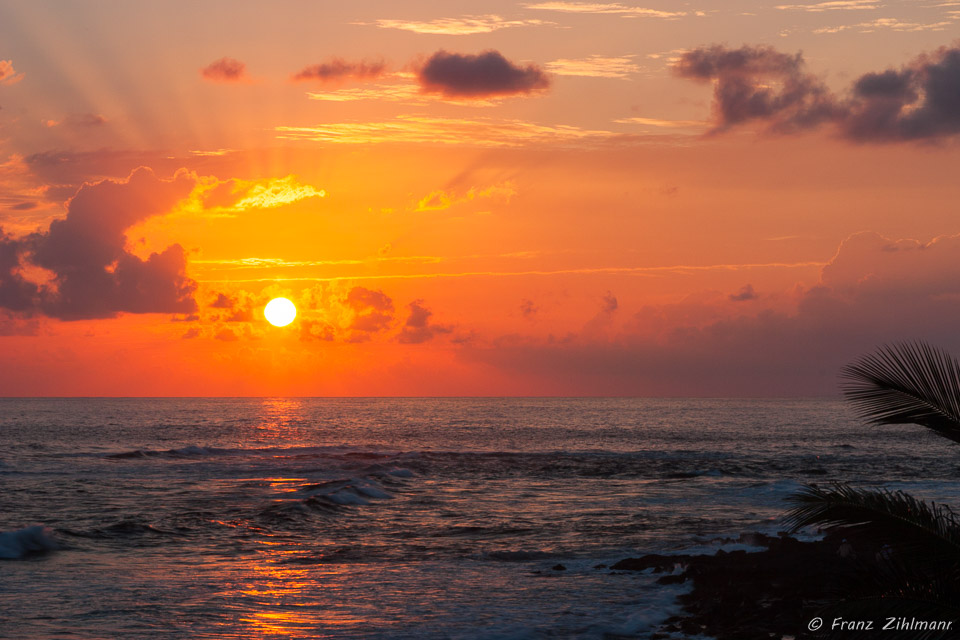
<box><xmin>524</xmin><ymin>2</ymin><xmax>695</xmax><ymax>18</ymax></box>
<box><xmin>615</xmin><ymin>117</ymin><xmax>708</xmax><ymax>130</ymax></box>
<box><xmin>369</xmin><ymin>15</ymin><xmax>550</xmax><ymax>35</ymax></box>
<box><xmin>545</xmin><ymin>55</ymin><xmax>640</xmax><ymax>78</ymax></box>
<box><xmin>814</xmin><ymin>16</ymin><xmax>956</xmax><ymax>32</ymax></box>
<box><xmin>776</xmin><ymin>0</ymin><xmax>880</xmax><ymax>11</ymax></box>
<box><xmin>415</xmin><ymin>183</ymin><xmax>516</xmax><ymax>211</ymax></box>
<box><xmin>306</xmin><ymin>84</ymin><xmax>423</xmax><ymax>102</ymax></box>
<box><xmin>292</xmin><ymin>58</ymin><xmax>387</xmax><ymax>84</ymax></box>
<box><xmin>198</xmin><ymin>261</ymin><xmax>827</xmax><ymax>284</ymax></box>
<box><xmin>276</xmin><ymin>115</ymin><xmax>617</xmax><ymax>147</ymax></box>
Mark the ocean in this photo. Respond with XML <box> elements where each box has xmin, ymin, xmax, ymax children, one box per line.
<box><xmin>2</xmin><ymin>398</ymin><xmax>958</xmax><ymax>639</ymax></box>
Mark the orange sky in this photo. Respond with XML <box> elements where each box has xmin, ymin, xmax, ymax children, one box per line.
<box><xmin>1</xmin><ymin>0</ymin><xmax>959</xmax><ymax>395</ymax></box>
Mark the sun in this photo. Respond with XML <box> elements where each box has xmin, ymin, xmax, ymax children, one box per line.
<box><xmin>264</xmin><ymin>297</ymin><xmax>297</xmax><ymax>327</ymax></box>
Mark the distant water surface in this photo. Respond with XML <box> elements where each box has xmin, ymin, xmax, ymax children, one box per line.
<box><xmin>2</xmin><ymin>398</ymin><xmax>958</xmax><ymax>639</ymax></box>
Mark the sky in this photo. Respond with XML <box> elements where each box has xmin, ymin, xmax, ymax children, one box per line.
<box><xmin>1</xmin><ymin>0</ymin><xmax>959</xmax><ymax>396</ymax></box>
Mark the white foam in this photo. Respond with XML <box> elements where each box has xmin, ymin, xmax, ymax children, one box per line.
<box><xmin>0</xmin><ymin>525</ymin><xmax>60</xmax><ymax>559</ymax></box>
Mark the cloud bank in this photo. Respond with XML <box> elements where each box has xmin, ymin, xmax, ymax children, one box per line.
<box><xmin>675</xmin><ymin>42</ymin><xmax>960</xmax><ymax>142</ymax></box>
<box><xmin>0</xmin><ymin>168</ymin><xmax>198</xmax><ymax>320</ymax></box>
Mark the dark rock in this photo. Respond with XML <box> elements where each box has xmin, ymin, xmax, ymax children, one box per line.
<box><xmin>551</xmin><ymin>564</ymin><xmax>566</xmax><ymax>571</ymax></box>
<box><xmin>612</xmin><ymin>530</ymin><xmax>881</xmax><ymax>640</ymax></box>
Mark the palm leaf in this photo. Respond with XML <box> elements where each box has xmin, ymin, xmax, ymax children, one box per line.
<box><xmin>784</xmin><ymin>484</ymin><xmax>960</xmax><ymax>567</ymax></box>
<box><xmin>841</xmin><ymin>341</ymin><xmax>960</xmax><ymax>444</ymax></box>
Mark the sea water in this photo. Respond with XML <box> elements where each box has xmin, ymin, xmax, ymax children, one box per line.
<box><xmin>2</xmin><ymin>398</ymin><xmax>958</xmax><ymax>639</ymax></box>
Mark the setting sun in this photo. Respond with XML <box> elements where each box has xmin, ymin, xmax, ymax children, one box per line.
<box><xmin>263</xmin><ymin>297</ymin><xmax>296</xmax><ymax>327</ymax></box>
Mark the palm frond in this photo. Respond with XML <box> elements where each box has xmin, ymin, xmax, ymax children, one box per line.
<box><xmin>785</xmin><ymin>484</ymin><xmax>960</xmax><ymax>567</ymax></box>
<box><xmin>842</xmin><ymin>341</ymin><xmax>960</xmax><ymax>444</ymax></box>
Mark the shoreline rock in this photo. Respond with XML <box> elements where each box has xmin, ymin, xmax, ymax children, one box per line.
<box><xmin>611</xmin><ymin>531</ymin><xmax>879</xmax><ymax>640</ymax></box>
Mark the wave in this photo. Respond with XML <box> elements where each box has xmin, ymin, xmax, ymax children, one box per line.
<box><xmin>0</xmin><ymin>525</ymin><xmax>60</xmax><ymax>559</ymax></box>
<box><xmin>104</xmin><ymin>444</ymin><xmax>404</xmax><ymax>461</ymax></box>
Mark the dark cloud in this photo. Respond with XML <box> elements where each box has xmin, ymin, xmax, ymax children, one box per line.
<box><xmin>8</xmin><ymin>202</ymin><xmax>37</xmax><ymax>211</ymax></box>
<box><xmin>210</xmin><ymin>293</ymin><xmax>233</xmax><ymax>308</ymax></box>
<box><xmin>181</xmin><ymin>327</ymin><xmax>201</xmax><ymax>339</ymax></box>
<box><xmin>345</xmin><ymin>287</ymin><xmax>394</xmax><ymax>340</ymax></box>
<box><xmin>843</xmin><ymin>45</ymin><xmax>960</xmax><ymax>142</ymax></box>
<box><xmin>601</xmin><ymin>292</ymin><xmax>618</xmax><ymax>314</ymax></box>
<box><xmin>0</xmin><ymin>167</ymin><xmax>199</xmax><ymax>320</ymax></box>
<box><xmin>673</xmin><ymin>44</ymin><xmax>839</xmax><ymax>134</ymax></box>
<box><xmin>729</xmin><ymin>284</ymin><xmax>757</xmax><ymax>302</ymax></box>
<box><xmin>398</xmin><ymin>300</ymin><xmax>452</xmax><ymax>344</ymax></box>
<box><xmin>675</xmin><ymin>42</ymin><xmax>960</xmax><ymax>142</ymax></box>
<box><xmin>201</xmin><ymin>57</ymin><xmax>247</xmax><ymax>83</ymax></box>
<box><xmin>418</xmin><ymin>50</ymin><xmax>550</xmax><ymax>99</ymax></box>
<box><xmin>208</xmin><ymin>292</ymin><xmax>253</xmax><ymax>321</ymax></box>
<box><xmin>520</xmin><ymin>298</ymin><xmax>538</xmax><ymax>319</ymax></box>
<box><xmin>0</xmin><ymin>229</ymin><xmax>38</xmax><ymax>312</ymax></box>
<box><xmin>292</xmin><ymin>58</ymin><xmax>387</xmax><ymax>84</ymax></box>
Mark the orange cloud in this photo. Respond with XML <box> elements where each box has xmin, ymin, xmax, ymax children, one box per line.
<box><xmin>0</xmin><ymin>60</ymin><xmax>24</xmax><ymax>86</ymax></box>
<box><xmin>370</xmin><ymin>15</ymin><xmax>550</xmax><ymax>35</ymax></box>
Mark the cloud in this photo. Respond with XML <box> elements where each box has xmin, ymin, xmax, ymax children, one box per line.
<box><xmin>524</xmin><ymin>2</ymin><xmax>691</xmax><ymax>18</ymax></box>
<box><xmin>600</xmin><ymin>291</ymin><xmax>618</xmax><ymax>314</ymax></box>
<box><xmin>414</xmin><ymin>183</ymin><xmax>516</xmax><ymax>212</ymax></box>
<box><xmin>729</xmin><ymin>284</ymin><xmax>758</xmax><ymax>301</ymax></box>
<box><xmin>306</xmin><ymin>84</ymin><xmax>423</xmax><ymax>103</ymax></box>
<box><xmin>417</xmin><ymin>50</ymin><xmax>550</xmax><ymax>99</ymax></box>
<box><xmin>215</xmin><ymin>327</ymin><xmax>239</xmax><ymax>341</ymax></box>
<box><xmin>521</xmin><ymin>298</ymin><xmax>539</xmax><ymax>319</ymax></box>
<box><xmin>0</xmin><ymin>167</ymin><xmax>199</xmax><ymax>320</ymax></box>
<box><xmin>45</xmin><ymin>113</ymin><xmax>107</xmax><ymax>128</ymax></box>
<box><xmin>398</xmin><ymin>300</ymin><xmax>453</xmax><ymax>344</ymax></box>
<box><xmin>673</xmin><ymin>44</ymin><xmax>840</xmax><ymax>134</ymax></box>
<box><xmin>675</xmin><ymin>42</ymin><xmax>960</xmax><ymax>142</ymax></box>
<box><xmin>201</xmin><ymin>57</ymin><xmax>247</xmax><ymax>83</ymax></box>
<box><xmin>300</xmin><ymin>319</ymin><xmax>335</xmax><ymax>342</ymax></box>
<box><xmin>292</xmin><ymin>58</ymin><xmax>387</xmax><ymax>84</ymax></box>
<box><xmin>776</xmin><ymin>0</ymin><xmax>879</xmax><ymax>11</ymax></box>
<box><xmin>0</xmin><ymin>60</ymin><xmax>24</xmax><ymax>86</ymax></box>
<box><xmin>276</xmin><ymin>115</ymin><xmax>616</xmax><ymax>147</ymax></box>
<box><xmin>207</xmin><ymin>291</ymin><xmax>254</xmax><ymax>322</ymax></box>
<box><xmin>460</xmin><ymin>231</ymin><xmax>960</xmax><ymax>395</ymax></box>
<box><xmin>198</xmin><ymin>175</ymin><xmax>325</xmax><ymax>214</ymax></box>
<box><xmin>545</xmin><ymin>55</ymin><xmax>640</xmax><ymax>78</ymax></box>
<box><xmin>370</xmin><ymin>15</ymin><xmax>549</xmax><ymax>35</ymax></box>
<box><xmin>344</xmin><ymin>286</ymin><xmax>394</xmax><ymax>340</ymax></box>
<box><xmin>0</xmin><ymin>229</ymin><xmax>38</xmax><ymax>312</ymax></box>
<box><xmin>815</xmin><ymin>17</ymin><xmax>957</xmax><ymax>33</ymax></box>
<box><xmin>842</xmin><ymin>44</ymin><xmax>960</xmax><ymax>141</ymax></box>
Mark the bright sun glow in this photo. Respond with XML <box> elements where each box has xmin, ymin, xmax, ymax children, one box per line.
<box><xmin>264</xmin><ymin>297</ymin><xmax>297</xmax><ymax>327</ymax></box>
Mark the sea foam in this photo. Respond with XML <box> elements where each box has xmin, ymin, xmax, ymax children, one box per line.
<box><xmin>0</xmin><ymin>525</ymin><xmax>60</xmax><ymax>559</ymax></box>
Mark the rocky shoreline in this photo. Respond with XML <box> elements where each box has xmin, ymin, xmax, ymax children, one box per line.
<box><xmin>609</xmin><ymin>531</ymin><xmax>885</xmax><ymax>640</ymax></box>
